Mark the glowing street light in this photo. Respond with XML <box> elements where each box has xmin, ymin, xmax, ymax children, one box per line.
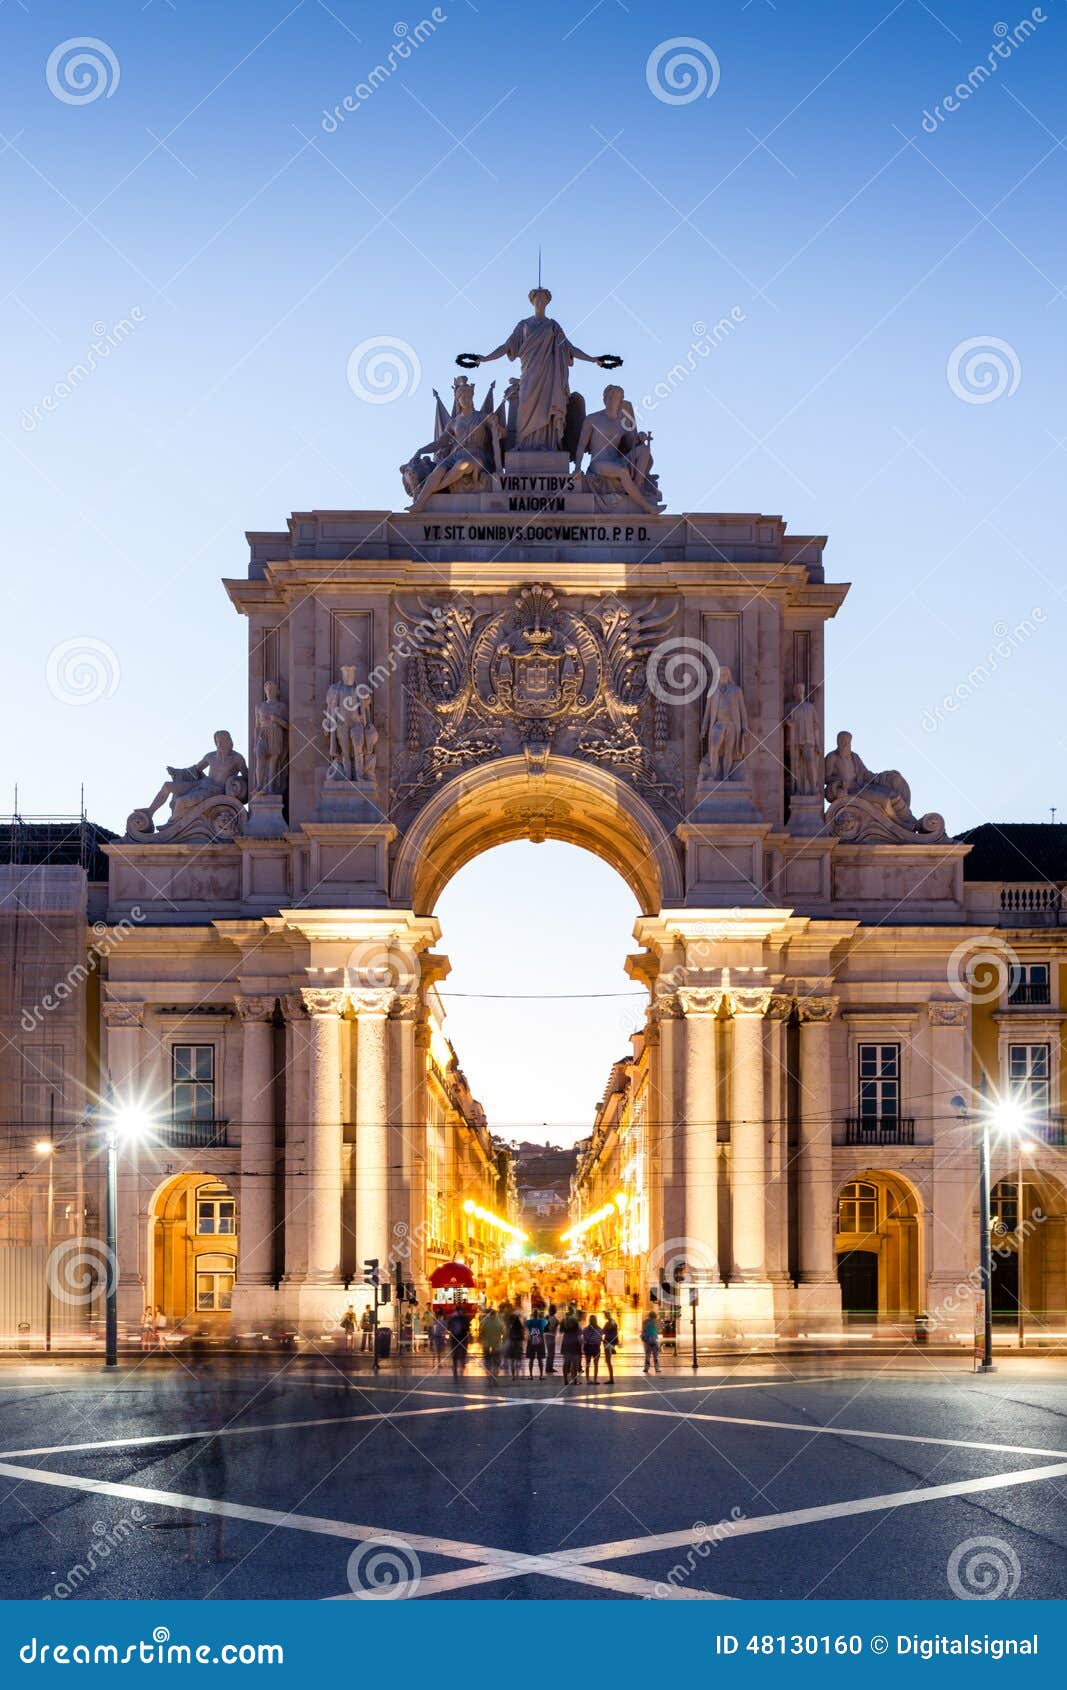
<box><xmin>100</xmin><ymin>1086</ymin><xmax>152</xmax><ymax>1368</ymax></box>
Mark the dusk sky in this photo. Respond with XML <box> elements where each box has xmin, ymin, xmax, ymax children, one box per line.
<box><xmin>3</xmin><ymin>0</ymin><xmax>1063</xmax><ymax>1140</ymax></box>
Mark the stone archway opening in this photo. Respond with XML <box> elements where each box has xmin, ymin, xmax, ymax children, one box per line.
<box><xmin>990</xmin><ymin>1166</ymin><xmax>1067</xmax><ymax>1332</ymax></box>
<box><xmin>835</xmin><ymin>1171</ymin><xmax>923</xmax><ymax>1324</ymax></box>
<box><xmin>148</xmin><ymin>1171</ymin><xmax>238</xmax><ymax>1333</ymax></box>
<box><xmin>419</xmin><ymin>829</ymin><xmax>648</xmax><ymax>1306</ymax></box>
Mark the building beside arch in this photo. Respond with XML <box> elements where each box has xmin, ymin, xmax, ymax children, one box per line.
<box><xmin>3</xmin><ymin>298</ymin><xmax>1067</xmax><ymax>1344</ymax></box>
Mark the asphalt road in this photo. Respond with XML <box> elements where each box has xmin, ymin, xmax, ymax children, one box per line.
<box><xmin>1</xmin><ymin>1354</ymin><xmax>1066</xmax><ymax>1600</ymax></box>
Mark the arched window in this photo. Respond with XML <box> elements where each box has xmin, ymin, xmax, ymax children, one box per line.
<box><xmin>196</xmin><ymin>1253</ymin><xmax>236</xmax><ymax>1312</ymax></box>
<box><xmin>838</xmin><ymin>1180</ymin><xmax>878</xmax><ymax>1235</ymax></box>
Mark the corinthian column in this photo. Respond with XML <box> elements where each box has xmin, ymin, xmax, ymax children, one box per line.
<box><xmin>301</xmin><ymin>987</ymin><xmax>345</xmax><ymax>1284</ymax></box>
<box><xmin>351</xmin><ymin>987</ymin><xmax>395</xmax><ymax>1272</ymax></box>
<box><xmin>234</xmin><ymin>995</ymin><xmax>276</xmax><ymax>1286</ymax></box>
<box><xmin>677</xmin><ymin>987</ymin><xmax>723</xmax><ymax>1281</ymax></box>
<box><xmin>728</xmin><ymin>986</ymin><xmax>772</xmax><ymax>1282</ymax></box>
<box><xmin>797</xmin><ymin>995</ymin><xmax>838</xmax><ymax>1283</ymax></box>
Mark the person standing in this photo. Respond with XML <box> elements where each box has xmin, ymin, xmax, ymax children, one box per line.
<box><xmin>140</xmin><ymin>1306</ymin><xmax>156</xmax><ymax>1350</ymax></box>
<box><xmin>505</xmin><ymin>1311</ymin><xmax>525</xmax><ymax>1379</ymax></box>
<box><xmin>447</xmin><ymin>1307</ymin><xmax>471</xmax><ymax>1379</ymax></box>
<box><xmin>602</xmin><ymin>1311</ymin><xmax>619</xmax><ymax>1385</ymax></box>
<box><xmin>525</xmin><ymin>1308</ymin><xmax>547</xmax><ymax>1379</ymax></box>
<box><xmin>428</xmin><ymin>1313</ymin><xmax>447</xmax><ymax>1370</ymax></box>
<box><xmin>641</xmin><ymin>1309</ymin><xmax>662</xmax><ymax>1375</ymax></box>
<box><xmin>340</xmin><ymin>1305</ymin><xmax>356</xmax><ymax>1352</ymax></box>
<box><xmin>560</xmin><ymin>1309</ymin><xmax>583</xmax><ymax>1386</ymax></box>
<box><xmin>582</xmin><ymin>1314</ymin><xmax>604</xmax><ymax>1383</ymax></box>
<box><xmin>479</xmin><ymin>1306</ymin><xmax>504</xmax><ymax>1384</ymax></box>
<box><xmin>544</xmin><ymin>1304</ymin><xmax>559</xmax><ymax>1375</ymax></box>
<box><xmin>359</xmin><ymin>1304</ymin><xmax>374</xmax><ymax>1352</ymax></box>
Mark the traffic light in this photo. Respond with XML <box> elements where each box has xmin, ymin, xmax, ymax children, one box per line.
<box><xmin>379</xmin><ymin>1284</ymin><xmax>391</xmax><ymax>1305</ymax></box>
<box><xmin>394</xmin><ymin>1259</ymin><xmax>404</xmax><ymax>1301</ymax></box>
<box><xmin>363</xmin><ymin>1257</ymin><xmax>379</xmax><ymax>1286</ymax></box>
<box><xmin>405</xmin><ymin>1282</ymin><xmax>417</xmax><ymax>1304</ymax></box>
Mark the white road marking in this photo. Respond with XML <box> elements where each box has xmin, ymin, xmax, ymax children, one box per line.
<box><xmin>558</xmin><ymin>1398</ymin><xmax>1067</xmax><ymax>1461</ymax></box>
<box><xmin>0</xmin><ymin>1398</ymin><xmax>515</xmax><ymax>1462</ymax></box>
<box><xmin>0</xmin><ymin>1460</ymin><xmax>728</xmax><ymax>1600</ymax></box>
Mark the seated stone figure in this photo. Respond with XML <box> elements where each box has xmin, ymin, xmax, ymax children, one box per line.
<box><xmin>406</xmin><ymin>377</ymin><xmax>504</xmax><ymax>511</ymax></box>
<box><xmin>823</xmin><ymin>730</ymin><xmax>945</xmax><ymax>842</ymax></box>
<box><xmin>128</xmin><ymin>731</ymin><xmax>248</xmax><ymax>840</ymax></box>
<box><xmin>572</xmin><ymin>385</ymin><xmax>661</xmax><ymax>515</ymax></box>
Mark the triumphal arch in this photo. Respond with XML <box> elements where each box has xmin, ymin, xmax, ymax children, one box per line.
<box><xmin>102</xmin><ymin>284</ymin><xmax>984</xmax><ymax>1338</ymax></box>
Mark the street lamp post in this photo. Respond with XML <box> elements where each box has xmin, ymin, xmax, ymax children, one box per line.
<box><xmin>976</xmin><ymin>1113</ymin><xmax>994</xmax><ymax>1374</ymax></box>
<box><xmin>35</xmin><ymin>1099</ymin><xmax>56</xmax><ymax>1354</ymax></box>
<box><xmin>104</xmin><ymin>1122</ymin><xmax>119</xmax><ymax>1368</ymax></box>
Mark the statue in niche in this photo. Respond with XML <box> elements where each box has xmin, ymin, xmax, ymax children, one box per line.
<box><xmin>572</xmin><ymin>385</ymin><xmax>662</xmax><ymax>515</ymax></box>
<box><xmin>405</xmin><ymin>376</ymin><xmax>505</xmax><ymax>511</ymax></box>
<box><xmin>324</xmin><ymin>665</ymin><xmax>379</xmax><ymax>784</ymax></box>
<box><xmin>701</xmin><ymin>666</ymin><xmax>749</xmax><ymax>782</ymax></box>
<box><xmin>253</xmin><ymin>681</ymin><xmax>288</xmax><ymax>797</ymax></box>
<box><xmin>457</xmin><ymin>285</ymin><xmax>621</xmax><ymax>452</ymax></box>
<box><xmin>143</xmin><ymin>731</ymin><xmax>248</xmax><ymax>823</ymax></box>
<box><xmin>785</xmin><ymin>684</ymin><xmax>821</xmax><ymax>796</ymax></box>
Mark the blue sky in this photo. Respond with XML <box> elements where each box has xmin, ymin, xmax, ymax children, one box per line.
<box><xmin>3</xmin><ymin>0</ymin><xmax>1063</xmax><ymax>1138</ymax></box>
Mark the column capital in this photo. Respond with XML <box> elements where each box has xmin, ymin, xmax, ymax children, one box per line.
<box><xmin>102</xmin><ymin>999</ymin><xmax>145</xmax><ymax>1028</ymax></box>
<box><xmin>392</xmin><ymin>991</ymin><xmax>421</xmax><ymax>1021</ymax></box>
<box><xmin>299</xmin><ymin>986</ymin><xmax>347</xmax><ymax>1018</ymax></box>
<box><xmin>726</xmin><ymin>985</ymin><xmax>773</xmax><ymax>1019</ymax></box>
<box><xmin>233</xmin><ymin>993</ymin><xmax>276</xmax><ymax>1023</ymax></box>
<box><xmin>676</xmin><ymin>986</ymin><xmax>725</xmax><ymax>1018</ymax></box>
<box><xmin>797</xmin><ymin>994</ymin><xmax>839</xmax><ymax>1024</ymax></box>
<box><xmin>766</xmin><ymin>993</ymin><xmax>794</xmax><ymax>1022</ymax></box>
<box><xmin>347</xmin><ymin>986</ymin><xmax>396</xmax><ymax>1018</ymax></box>
<box><xmin>280</xmin><ymin>991</ymin><xmax>306</xmax><ymax>1022</ymax></box>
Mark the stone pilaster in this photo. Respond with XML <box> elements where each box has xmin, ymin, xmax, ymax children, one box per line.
<box><xmin>763</xmin><ymin>994</ymin><xmax>794</xmax><ymax>1281</ymax></box>
<box><xmin>796</xmin><ymin>994</ymin><xmax>838</xmax><ymax>1284</ymax></box>
<box><xmin>677</xmin><ymin>986</ymin><xmax>725</xmax><ymax>1281</ymax></box>
<box><xmin>233</xmin><ymin>995</ymin><xmax>277</xmax><ymax>1287</ymax></box>
<box><xmin>351</xmin><ymin>987</ymin><xmax>395</xmax><ymax>1272</ymax></box>
<box><xmin>300</xmin><ymin>986</ymin><xmax>345</xmax><ymax>1285</ymax></box>
<box><xmin>927</xmin><ymin>998</ymin><xmax>974</xmax><ymax>1328</ymax></box>
<box><xmin>727</xmin><ymin>985</ymin><xmax>772</xmax><ymax>1282</ymax></box>
<box><xmin>101</xmin><ymin>999</ymin><xmax>147</xmax><ymax>1311</ymax></box>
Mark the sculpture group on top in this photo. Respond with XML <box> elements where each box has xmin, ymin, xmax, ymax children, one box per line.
<box><xmin>822</xmin><ymin>730</ymin><xmax>946</xmax><ymax>844</ymax></box>
<box><xmin>400</xmin><ymin>286</ymin><xmax>663</xmax><ymax>515</ymax></box>
<box><xmin>127</xmin><ymin>730</ymin><xmax>250</xmax><ymax>843</ymax></box>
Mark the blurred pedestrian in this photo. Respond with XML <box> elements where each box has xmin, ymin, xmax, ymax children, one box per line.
<box><xmin>359</xmin><ymin>1304</ymin><xmax>374</xmax><ymax>1352</ymax></box>
<box><xmin>560</xmin><ymin>1309</ymin><xmax>583</xmax><ymax>1386</ymax></box>
<box><xmin>479</xmin><ymin>1306</ymin><xmax>503</xmax><ymax>1383</ymax></box>
<box><xmin>602</xmin><ymin>1312</ymin><xmax>619</xmax><ymax>1384</ymax></box>
<box><xmin>582</xmin><ymin>1314</ymin><xmax>604</xmax><ymax>1382</ymax></box>
<box><xmin>544</xmin><ymin>1303</ymin><xmax>559</xmax><ymax>1375</ymax></box>
<box><xmin>447</xmin><ymin>1307</ymin><xmax>471</xmax><ymax>1378</ymax></box>
<box><xmin>641</xmin><ymin>1309</ymin><xmax>662</xmax><ymax>1375</ymax></box>
<box><xmin>525</xmin><ymin>1308</ymin><xmax>547</xmax><ymax>1378</ymax></box>
<box><xmin>505</xmin><ymin>1311</ymin><xmax>525</xmax><ymax>1379</ymax></box>
<box><xmin>429</xmin><ymin>1313</ymin><xmax>447</xmax><ymax>1369</ymax></box>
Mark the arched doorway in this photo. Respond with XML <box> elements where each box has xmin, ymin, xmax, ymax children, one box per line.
<box><xmin>149</xmin><ymin>1173</ymin><xmax>238</xmax><ymax>1331</ymax></box>
<box><xmin>990</xmin><ymin>1168</ymin><xmax>1066</xmax><ymax>1331</ymax></box>
<box><xmin>835</xmin><ymin>1172</ymin><xmax>922</xmax><ymax>1322</ymax></box>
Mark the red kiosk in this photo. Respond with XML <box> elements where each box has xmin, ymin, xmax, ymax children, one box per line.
<box><xmin>429</xmin><ymin>1260</ymin><xmax>479</xmax><ymax>1318</ymax></box>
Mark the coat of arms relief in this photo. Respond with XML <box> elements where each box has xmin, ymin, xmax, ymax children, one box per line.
<box><xmin>392</xmin><ymin>584</ymin><xmax>681</xmax><ymax>811</ymax></box>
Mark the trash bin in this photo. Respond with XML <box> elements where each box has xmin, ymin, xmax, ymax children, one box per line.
<box><xmin>914</xmin><ymin>1313</ymin><xmax>931</xmax><ymax>1345</ymax></box>
<box><xmin>375</xmin><ymin>1327</ymin><xmax>392</xmax><ymax>1359</ymax></box>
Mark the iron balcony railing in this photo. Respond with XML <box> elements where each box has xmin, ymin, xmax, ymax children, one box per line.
<box><xmin>1006</xmin><ymin>981</ymin><xmax>1052</xmax><ymax>1006</ymax></box>
<box><xmin>160</xmin><ymin>1118</ymin><xmax>230</xmax><ymax>1149</ymax></box>
<box><xmin>844</xmin><ymin>1116</ymin><xmax>916</xmax><ymax>1145</ymax></box>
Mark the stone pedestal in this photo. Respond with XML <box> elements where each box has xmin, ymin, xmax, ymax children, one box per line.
<box><xmin>318</xmin><ymin>777</ymin><xmax>381</xmax><ymax>822</ymax></box>
<box><xmin>245</xmin><ymin>795</ymin><xmax>286</xmax><ymax>837</ymax></box>
<box><xmin>691</xmin><ymin>776</ymin><xmax>761</xmax><ymax>824</ymax></box>
<box><xmin>787</xmin><ymin>793</ymin><xmax>824</xmax><ymax>837</ymax></box>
